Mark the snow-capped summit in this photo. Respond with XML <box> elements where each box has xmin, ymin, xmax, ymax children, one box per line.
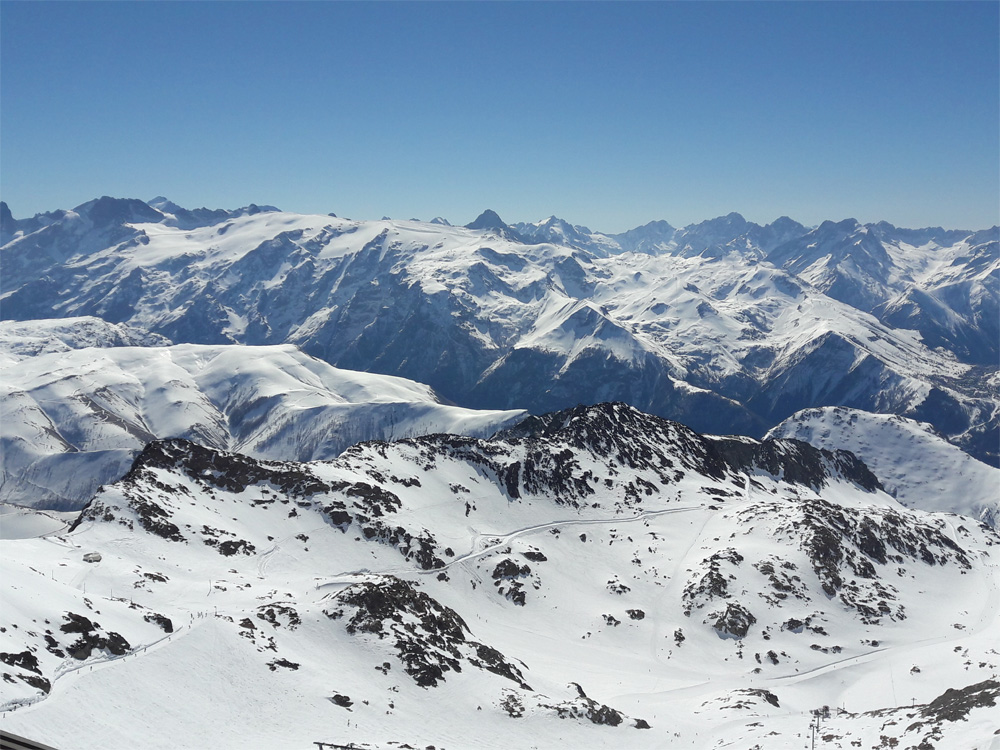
<box><xmin>609</xmin><ymin>218</ymin><xmax>677</xmax><ymax>254</ymax></box>
<box><xmin>146</xmin><ymin>196</ymin><xmax>185</xmax><ymax>214</ymax></box>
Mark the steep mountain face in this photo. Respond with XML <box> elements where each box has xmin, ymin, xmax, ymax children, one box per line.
<box><xmin>767</xmin><ymin>220</ymin><xmax>1000</xmax><ymax>367</ymax></box>
<box><xmin>2</xmin><ymin>403</ymin><xmax>997</xmax><ymax>749</ymax></box>
<box><xmin>767</xmin><ymin>406</ymin><xmax>1000</xmax><ymax>528</ymax></box>
<box><xmin>1</xmin><ymin>198</ymin><xmax>995</xmax><ymax>465</ymax></box>
<box><xmin>1</xmin><ymin>322</ymin><xmax>525</xmax><ymax>510</ymax></box>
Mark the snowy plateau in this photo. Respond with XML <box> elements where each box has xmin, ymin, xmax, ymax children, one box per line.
<box><xmin>0</xmin><ymin>197</ymin><xmax>998</xmax><ymax>749</ymax></box>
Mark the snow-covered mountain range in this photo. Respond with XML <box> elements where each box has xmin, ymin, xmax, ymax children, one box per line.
<box><xmin>2</xmin><ymin>403</ymin><xmax>997</xmax><ymax>749</ymax></box>
<box><xmin>3</xmin><ymin>197</ymin><xmax>996</xmax><ymax>465</ymax></box>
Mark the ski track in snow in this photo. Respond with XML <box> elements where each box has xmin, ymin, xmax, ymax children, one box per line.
<box><xmin>313</xmin><ymin>505</ymin><xmax>703</xmax><ymax>592</ymax></box>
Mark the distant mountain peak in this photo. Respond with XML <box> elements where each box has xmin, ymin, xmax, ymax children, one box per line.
<box><xmin>465</xmin><ymin>209</ymin><xmax>509</xmax><ymax>230</ymax></box>
<box><xmin>819</xmin><ymin>218</ymin><xmax>861</xmax><ymax>232</ymax></box>
<box><xmin>147</xmin><ymin>196</ymin><xmax>185</xmax><ymax>214</ymax></box>
<box><xmin>465</xmin><ymin>209</ymin><xmax>524</xmax><ymax>242</ymax></box>
<box><xmin>74</xmin><ymin>196</ymin><xmax>165</xmax><ymax>226</ymax></box>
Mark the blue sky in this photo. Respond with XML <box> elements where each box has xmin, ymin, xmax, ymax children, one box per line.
<box><xmin>2</xmin><ymin>1</ymin><xmax>997</xmax><ymax>232</ymax></box>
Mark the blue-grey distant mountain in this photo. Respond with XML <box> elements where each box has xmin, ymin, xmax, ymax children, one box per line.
<box><xmin>465</xmin><ymin>209</ymin><xmax>525</xmax><ymax>242</ymax></box>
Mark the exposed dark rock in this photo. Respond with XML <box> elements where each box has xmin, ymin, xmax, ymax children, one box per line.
<box><xmin>711</xmin><ymin>603</ymin><xmax>757</xmax><ymax>639</ymax></box>
<box><xmin>217</xmin><ymin>539</ymin><xmax>256</xmax><ymax>556</ymax></box>
<box><xmin>18</xmin><ymin>673</ymin><xmax>51</xmax><ymax>694</ymax></box>
<box><xmin>326</xmin><ymin>576</ymin><xmax>530</xmax><ymax>689</ymax></box>
<box><xmin>920</xmin><ymin>679</ymin><xmax>999</xmax><ymax>723</ymax></box>
<box><xmin>544</xmin><ymin>694</ymin><xmax>630</xmax><ymax>727</ymax></box>
<box><xmin>257</xmin><ymin>604</ymin><xmax>301</xmax><ymax>630</ymax></box>
<box><xmin>0</xmin><ymin>650</ymin><xmax>40</xmax><ymax>674</ymax></box>
<box><xmin>60</xmin><ymin>612</ymin><xmax>130</xmax><ymax>659</ymax></box>
<box><xmin>493</xmin><ymin>559</ymin><xmax>530</xmax><ymax>580</ymax></box>
<box><xmin>142</xmin><ymin>613</ymin><xmax>174</xmax><ymax>633</ymax></box>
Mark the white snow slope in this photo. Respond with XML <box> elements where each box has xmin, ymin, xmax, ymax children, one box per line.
<box><xmin>769</xmin><ymin>406</ymin><xmax>1000</xmax><ymax>528</ymax></box>
<box><xmin>1</xmin><ymin>320</ymin><xmax>525</xmax><ymax>510</ymax></box>
<box><xmin>1</xmin><ymin>404</ymin><xmax>997</xmax><ymax>749</ymax></box>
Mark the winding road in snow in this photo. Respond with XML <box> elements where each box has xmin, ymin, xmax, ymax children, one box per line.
<box><xmin>313</xmin><ymin>503</ymin><xmax>706</xmax><ymax>592</ymax></box>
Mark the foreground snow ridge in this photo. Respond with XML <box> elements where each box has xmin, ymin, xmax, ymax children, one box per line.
<box><xmin>2</xmin><ymin>403</ymin><xmax>997</xmax><ymax>749</ymax></box>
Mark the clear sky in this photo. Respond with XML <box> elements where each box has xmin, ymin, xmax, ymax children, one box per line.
<box><xmin>2</xmin><ymin>1</ymin><xmax>997</xmax><ymax>232</ymax></box>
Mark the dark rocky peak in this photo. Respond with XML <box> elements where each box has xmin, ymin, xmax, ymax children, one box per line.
<box><xmin>752</xmin><ymin>216</ymin><xmax>809</xmax><ymax>253</ymax></box>
<box><xmin>766</xmin><ymin>217</ymin><xmax>891</xmax><ymax>278</ymax></box>
<box><xmin>823</xmin><ymin>217</ymin><xmax>861</xmax><ymax>233</ymax></box>
<box><xmin>240</xmin><ymin>203</ymin><xmax>280</xmax><ymax>216</ymax></box>
<box><xmin>1</xmin><ymin>202</ymin><xmax>74</xmax><ymax>245</ymax></box>
<box><xmin>465</xmin><ymin>209</ymin><xmax>524</xmax><ymax>243</ymax></box>
<box><xmin>499</xmin><ymin>402</ymin><xmax>882</xmax><ymax>494</ymax></box>
<box><xmin>495</xmin><ymin>402</ymin><xmax>733</xmax><ymax>488</ymax></box>
<box><xmin>497</xmin><ymin>402</ymin><xmax>704</xmax><ymax>456</ymax></box>
<box><xmin>710</xmin><ymin>436</ymin><xmax>882</xmax><ymax>492</ymax></box>
<box><xmin>706</xmin><ymin>212</ymin><xmax>750</xmax><ymax>231</ymax></box>
<box><xmin>74</xmin><ymin>196</ymin><xmax>165</xmax><ymax>228</ymax></box>
<box><xmin>768</xmin><ymin>215</ymin><xmax>805</xmax><ymax>233</ymax></box>
<box><xmin>0</xmin><ymin>201</ymin><xmax>16</xmax><ymax>245</ymax></box>
<box><xmin>671</xmin><ymin>213</ymin><xmax>765</xmax><ymax>258</ymax></box>
<box><xmin>121</xmin><ymin>438</ymin><xmax>329</xmax><ymax>498</ymax></box>
<box><xmin>465</xmin><ymin>209</ymin><xmax>509</xmax><ymax>230</ymax></box>
<box><xmin>682</xmin><ymin>212</ymin><xmax>753</xmax><ymax>239</ymax></box>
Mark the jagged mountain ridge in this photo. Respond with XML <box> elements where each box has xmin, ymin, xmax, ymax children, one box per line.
<box><xmin>2</xmin><ymin>402</ymin><xmax>997</xmax><ymax>749</ymax></box>
<box><xmin>1</xmin><ymin>318</ymin><xmax>525</xmax><ymax>510</ymax></box>
<box><xmin>1</xmin><ymin>197</ymin><xmax>996</xmax><ymax>465</ymax></box>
